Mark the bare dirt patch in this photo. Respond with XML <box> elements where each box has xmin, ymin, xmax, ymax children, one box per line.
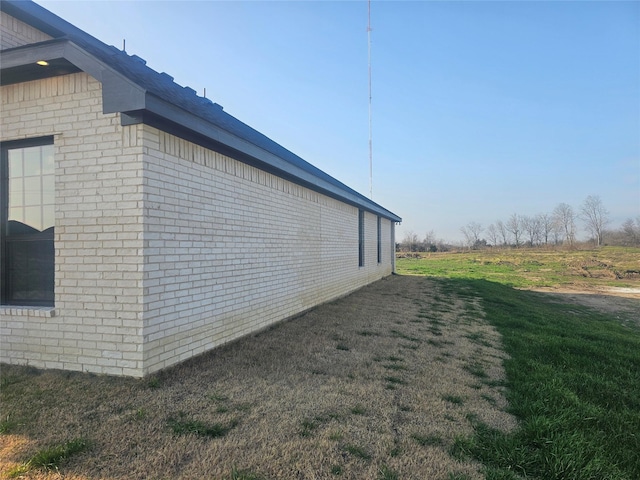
<box><xmin>1</xmin><ymin>275</ymin><xmax>516</xmax><ymax>480</ymax></box>
<box><xmin>528</xmin><ymin>285</ymin><xmax>640</xmax><ymax>328</ymax></box>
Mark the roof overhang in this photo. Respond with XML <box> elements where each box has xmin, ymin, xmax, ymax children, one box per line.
<box><xmin>1</xmin><ymin>39</ymin><xmax>402</xmax><ymax>223</ymax></box>
<box><xmin>1</xmin><ymin>39</ymin><xmax>147</xmax><ymax>112</ymax></box>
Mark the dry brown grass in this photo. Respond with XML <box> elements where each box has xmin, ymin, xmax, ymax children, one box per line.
<box><xmin>1</xmin><ymin>275</ymin><xmax>516</xmax><ymax>479</ymax></box>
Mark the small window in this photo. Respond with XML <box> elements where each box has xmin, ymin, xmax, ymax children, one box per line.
<box><xmin>377</xmin><ymin>216</ymin><xmax>382</xmax><ymax>264</ymax></box>
<box><xmin>358</xmin><ymin>210</ymin><xmax>365</xmax><ymax>267</ymax></box>
<box><xmin>1</xmin><ymin>138</ymin><xmax>55</xmax><ymax>306</ymax></box>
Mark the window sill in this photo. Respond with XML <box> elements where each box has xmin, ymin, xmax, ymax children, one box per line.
<box><xmin>0</xmin><ymin>306</ymin><xmax>57</xmax><ymax>317</ymax></box>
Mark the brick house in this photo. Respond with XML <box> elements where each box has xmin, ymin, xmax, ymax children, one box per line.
<box><xmin>0</xmin><ymin>0</ymin><xmax>401</xmax><ymax>377</ymax></box>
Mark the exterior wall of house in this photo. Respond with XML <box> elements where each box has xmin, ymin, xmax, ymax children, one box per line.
<box><xmin>0</xmin><ymin>11</ymin><xmax>52</xmax><ymax>49</ymax></box>
<box><xmin>0</xmin><ymin>73</ymin><xmax>147</xmax><ymax>376</ymax></box>
<box><xmin>1</xmin><ymin>12</ymin><xmax>397</xmax><ymax>378</ymax></box>
<box><xmin>140</xmin><ymin>127</ymin><xmax>394</xmax><ymax>374</ymax></box>
<box><xmin>0</xmin><ymin>74</ymin><xmax>396</xmax><ymax>377</ymax></box>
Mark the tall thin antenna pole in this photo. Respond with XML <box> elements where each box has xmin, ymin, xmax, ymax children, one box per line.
<box><xmin>367</xmin><ymin>0</ymin><xmax>373</xmax><ymax>199</ymax></box>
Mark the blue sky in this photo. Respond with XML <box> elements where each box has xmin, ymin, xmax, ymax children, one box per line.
<box><xmin>39</xmin><ymin>0</ymin><xmax>640</xmax><ymax>243</ymax></box>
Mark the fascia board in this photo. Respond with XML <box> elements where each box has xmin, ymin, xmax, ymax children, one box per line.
<box><xmin>60</xmin><ymin>42</ymin><xmax>147</xmax><ymax>112</ymax></box>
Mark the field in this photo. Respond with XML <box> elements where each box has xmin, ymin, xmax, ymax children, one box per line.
<box><xmin>1</xmin><ymin>247</ymin><xmax>639</xmax><ymax>479</ymax></box>
<box><xmin>396</xmin><ymin>246</ymin><xmax>640</xmax><ymax>291</ymax></box>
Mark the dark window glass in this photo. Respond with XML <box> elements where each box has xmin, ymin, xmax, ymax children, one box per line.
<box><xmin>1</xmin><ymin>139</ymin><xmax>54</xmax><ymax>306</ymax></box>
<box><xmin>377</xmin><ymin>216</ymin><xmax>382</xmax><ymax>264</ymax></box>
<box><xmin>358</xmin><ymin>210</ymin><xmax>365</xmax><ymax>267</ymax></box>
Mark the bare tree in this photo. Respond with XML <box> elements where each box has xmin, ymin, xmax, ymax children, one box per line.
<box><xmin>522</xmin><ymin>215</ymin><xmax>542</xmax><ymax>246</ymax></box>
<box><xmin>551</xmin><ymin>215</ymin><xmax>564</xmax><ymax>245</ymax></box>
<box><xmin>506</xmin><ymin>213</ymin><xmax>522</xmax><ymax>247</ymax></box>
<box><xmin>580</xmin><ymin>195</ymin><xmax>610</xmax><ymax>247</ymax></box>
<box><xmin>402</xmin><ymin>230</ymin><xmax>419</xmax><ymax>252</ymax></box>
<box><xmin>621</xmin><ymin>217</ymin><xmax>640</xmax><ymax>246</ymax></box>
<box><xmin>553</xmin><ymin>203</ymin><xmax>576</xmax><ymax>247</ymax></box>
<box><xmin>460</xmin><ymin>222</ymin><xmax>483</xmax><ymax>249</ymax></box>
<box><xmin>539</xmin><ymin>213</ymin><xmax>554</xmax><ymax>245</ymax></box>
<box><xmin>423</xmin><ymin>230</ymin><xmax>438</xmax><ymax>252</ymax></box>
<box><xmin>486</xmin><ymin>223</ymin><xmax>499</xmax><ymax>247</ymax></box>
<box><xmin>496</xmin><ymin>219</ymin><xmax>510</xmax><ymax>246</ymax></box>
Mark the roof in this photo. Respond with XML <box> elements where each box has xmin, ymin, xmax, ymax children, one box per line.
<box><xmin>0</xmin><ymin>0</ymin><xmax>401</xmax><ymax>223</ymax></box>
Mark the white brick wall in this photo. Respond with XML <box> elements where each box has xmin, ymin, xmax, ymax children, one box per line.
<box><xmin>0</xmin><ymin>11</ymin><xmax>52</xmax><ymax>49</ymax></box>
<box><xmin>140</xmin><ymin>128</ymin><xmax>393</xmax><ymax>374</ymax></box>
<box><xmin>1</xmin><ymin>73</ymin><xmax>146</xmax><ymax>377</ymax></box>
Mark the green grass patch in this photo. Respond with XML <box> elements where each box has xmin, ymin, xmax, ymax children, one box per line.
<box><xmin>463</xmin><ymin>332</ymin><xmax>492</xmax><ymax>347</ymax></box>
<box><xmin>0</xmin><ymin>415</ymin><xmax>19</xmax><ymax>434</ymax></box>
<box><xmin>377</xmin><ymin>464</ymin><xmax>399</xmax><ymax>480</ymax></box>
<box><xmin>227</xmin><ymin>467</ymin><xmax>265</xmax><ymax>480</ymax></box>
<box><xmin>359</xmin><ymin>330</ymin><xmax>380</xmax><ymax>337</ymax></box>
<box><xmin>447</xmin><ymin>473</ymin><xmax>472</xmax><ymax>480</ymax></box>
<box><xmin>462</xmin><ymin>362</ymin><xmax>488</xmax><ymax>379</ymax></box>
<box><xmin>7</xmin><ymin>438</ymin><xmax>88</xmax><ymax>477</ymax></box>
<box><xmin>389</xmin><ymin>329</ymin><xmax>421</xmax><ymax>342</ymax></box>
<box><xmin>299</xmin><ymin>412</ymin><xmax>340</xmax><ymax>437</ymax></box>
<box><xmin>384</xmin><ymin>375</ymin><xmax>406</xmax><ymax>385</ymax></box>
<box><xmin>412</xmin><ymin>433</ymin><xmax>443</xmax><ymax>447</ymax></box>
<box><xmin>450</xmin><ymin>279</ymin><xmax>640</xmax><ymax>479</ymax></box>
<box><xmin>427</xmin><ymin>327</ymin><xmax>444</xmax><ymax>336</ymax></box>
<box><xmin>442</xmin><ymin>394</ymin><xmax>465</xmax><ymax>405</ymax></box>
<box><xmin>168</xmin><ymin>414</ymin><xmax>237</xmax><ymax>438</ymax></box>
<box><xmin>344</xmin><ymin>444</ymin><xmax>371</xmax><ymax>461</ymax></box>
<box><xmin>146</xmin><ymin>376</ymin><xmax>161</xmax><ymax>389</ymax></box>
<box><xmin>386</xmin><ymin>355</ymin><xmax>404</xmax><ymax>362</ymax></box>
<box><xmin>383</xmin><ymin>363</ymin><xmax>407</xmax><ymax>371</ymax></box>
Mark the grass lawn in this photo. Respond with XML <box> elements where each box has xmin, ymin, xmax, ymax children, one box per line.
<box><xmin>1</xmin><ymin>275</ymin><xmax>514</xmax><ymax>480</ymax></box>
<box><xmin>399</xmin><ymin>247</ymin><xmax>640</xmax><ymax>479</ymax></box>
<box><xmin>452</xmin><ymin>279</ymin><xmax>640</xmax><ymax>479</ymax></box>
<box><xmin>2</xmin><ymin>247</ymin><xmax>638</xmax><ymax>479</ymax></box>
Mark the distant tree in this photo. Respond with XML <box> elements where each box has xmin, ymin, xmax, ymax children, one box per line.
<box><xmin>553</xmin><ymin>203</ymin><xmax>576</xmax><ymax>247</ymax></box>
<box><xmin>486</xmin><ymin>223</ymin><xmax>499</xmax><ymax>247</ymax></box>
<box><xmin>522</xmin><ymin>215</ymin><xmax>542</xmax><ymax>247</ymax></box>
<box><xmin>423</xmin><ymin>230</ymin><xmax>438</xmax><ymax>251</ymax></box>
<box><xmin>496</xmin><ymin>219</ymin><xmax>510</xmax><ymax>246</ymax></box>
<box><xmin>402</xmin><ymin>231</ymin><xmax>420</xmax><ymax>252</ymax></box>
<box><xmin>551</xmin><ymin>216</ymin><xmax>564</xmax><ymax>245</ymax></box>
<box><xmin>621</xmin><ymin>217</ymin><xmax>640</xmax><ymax>246</ymax></box>
<box><xmin>539</xmin><ymin>213</ymin><xmax>554</xmax><ymax>245</ymax></box>
<box><xmin>580</xmin><ymin>195</ymin><xmax>610</xmax><ymax>247</ymax></box>
<box><xmin>461</xmin><ymin>222</ymin><xmax>483</xmax><ymax>249</ymax></box>
<box><xmin>506</xmin><ymin>213</ymin><xmax>522</xmax><ymax>247</ymax></box>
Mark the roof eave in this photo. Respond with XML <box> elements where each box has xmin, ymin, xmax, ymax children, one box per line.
<box><xmin>1</xmin><ymin>41</ymin><xmax>402</xmax><ymax>223</ymax></box>
<box><xmin>139</xmin><ymin>94</ymin><xmax>401</xmax><ymax>221</ymax></box>
<box><xmin>1</xmin><ymin>39</ymin><xmax>147</xmax><ymax>113</ymax></box>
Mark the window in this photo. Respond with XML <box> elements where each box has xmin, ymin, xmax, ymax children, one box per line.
<box><xmin>1</xmin><ymin>137</ymin><xmax>55</xmax><ymax>306</ymax></box>
<box><xmin>377</xmin><ymin>216</ymin><xmax>381</xmax><ymax>264</ymax></box>
<box><xmin>358</xmin><ymin>209</ymin><xmax>365</xmax><ymax>267</ymax></box>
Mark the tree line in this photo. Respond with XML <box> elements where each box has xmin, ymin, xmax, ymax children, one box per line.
<box><xmin>398</xmin><ymin>195</ymin><xmax>640</xmax><ymax>252</ymax></box>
